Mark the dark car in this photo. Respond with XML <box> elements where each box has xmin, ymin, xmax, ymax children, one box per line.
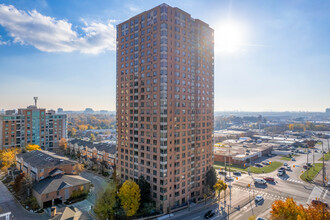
<box><xmin>219</xmin><ymin>171</ymin><xmax>226</xmax><ymax>175</ymax></box>
<box><xmin>303</xmin><ymin>165</ymin><xmax>308</xmax><ymax>169</ymax></box>
<box><xmin>255</xmin><ymin>163</ymin><xmax>263</xmax><ymax>168</ymax></box>
<box><xmin>204</xmin><ymin>210</ymin><xmax>215</xmax><ymax>219</ymax></box>
<box><xmin>263</xmin><ymin>177</ymin><xmax>275</xmax><ymax>182</ymax></box>
<box><xmin>233</xmin><ymin>171</ymin><xmax>241</xmax><ymax>176</ymax></box>
<box><xmin>311</xmin><ymin>200</ymin><xmax>328</xmax><ymax>208</ymax></box>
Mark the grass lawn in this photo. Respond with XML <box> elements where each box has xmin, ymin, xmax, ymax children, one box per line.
<box><xmin>300</xmin><ymin>163</ymin><xmax>323</xmax><ymax>182</ymax></box>
<box><xmin>214</xmin><ymin>161</ymin><xmax>283</xmax><ymax>174</ymax></box>
<box><xmin>318</xmin><ymin>151</ymin><xmax>330</xmax><ymax>161</ymax></box>
<box><xmin>281</xmin><ymin>156</ymin><xmax>292</xmax><ymax>161</ymax></box>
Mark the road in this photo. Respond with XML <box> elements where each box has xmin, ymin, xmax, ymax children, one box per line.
<box><xmin>172</xmin><ymin>143</ymin><xmax>330</xmax><ymax>220</ymax></box>
<box><xmin>0</xmin><ymin>181</ymin><xmax>48</xmax><ymax>220</ymax></box>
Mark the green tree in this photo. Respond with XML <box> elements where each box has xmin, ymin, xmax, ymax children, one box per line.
<box><xmin>206</xmin><ymin>167</ymin><xmax>217</xmax><ymax>191</ymax></box>
<box><xmin>119</xmin><ymin>180</ymin><xmax>141</xmax><ymax>217</ymax></box>
<box><xmin>94</xmin><ymin>180</ymin><xmax>118</xmax><ymax>220</ymax></box>
<box><xmin>137</xmin><ymin>176</ymin><xmax>151</xmax><ymax>204</ymax></box>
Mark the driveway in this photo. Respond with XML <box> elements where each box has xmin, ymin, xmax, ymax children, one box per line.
<box><xmin>80</xmin><ymin>171</ymin><xmax>108</xmax><ymax>204</ymax></box>
<box><xmin>0</xmin><ymin>181</ymin><xmax>48</xmax><ymax>220</ymax></box>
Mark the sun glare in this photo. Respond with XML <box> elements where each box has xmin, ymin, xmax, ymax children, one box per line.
<box><xmin>214</xmin><ymin>21</ymin><xmax>247</xmax><ymax>54</ymax></box>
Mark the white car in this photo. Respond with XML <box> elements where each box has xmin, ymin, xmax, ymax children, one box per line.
<box><xmin>255</xmin><ymin>195</ymin><xmax>264</xmax><ymax>202</ymax></box>
<box><xmin>254</xmin><ymin>178</ymin><xmax>267</xmax><ymax>185</ymax></box>
<box><xmin>284</xmin><ymin>162</ymin><xmax>288</xmax><ymax>166</ymax></box>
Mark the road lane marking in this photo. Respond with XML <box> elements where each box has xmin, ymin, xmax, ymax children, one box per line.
<box><xmin>322</xmin><ymin>189</ymin><xmax>328</xmax><ymax>199</ymax></box>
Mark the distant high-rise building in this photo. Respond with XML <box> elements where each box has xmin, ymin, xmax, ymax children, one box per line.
<box><xmin>0</xmin><ymin>100</ymin><xmax>67</xmax><ymax>150</ymax></box>
<box><xmin>84</xmin><ymin>108</ymin><xmax>94</xmax><ymax>114</ymax></box>
<box><xmin>57</xmin><ymin>108</ymin><xmax>64</xmax><ymax>113</ymax></box>
<box><xmin>326</xmin><ymin>108</ymin><xmax>330</xmax><ymax>114</ymax></box>
<box><xmin>116</xmin><ymin>4</ymin><xmax>214</xmax><ymax>212</ymax></box>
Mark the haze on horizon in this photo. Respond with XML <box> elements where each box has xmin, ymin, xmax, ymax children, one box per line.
<box><xmin>0</xmin><ymin>0</ymin><xmax>329</xmax><ymax>112</ymax></box>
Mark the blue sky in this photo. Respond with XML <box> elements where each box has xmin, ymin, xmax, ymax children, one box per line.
<box><xmin>0</xmin><ymin>0</ymin><xmax>329</xmax><ymax>112</ymax></box>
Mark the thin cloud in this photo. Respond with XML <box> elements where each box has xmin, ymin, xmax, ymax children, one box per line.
<box><xmin>0</xmin><ymin>4</ymin><xmax>116</xmax><ymax>54</ymax></box>
<box><xmin>0</xmin><ymin>35</ymin><xmax>8</xmax><ymax>45</ymax></box>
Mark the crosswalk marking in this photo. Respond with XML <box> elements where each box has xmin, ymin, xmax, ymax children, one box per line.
<box><xmin>233</xmin><ymin>186</ymin><xmax>286</xmax><ymax>201</ymax></box>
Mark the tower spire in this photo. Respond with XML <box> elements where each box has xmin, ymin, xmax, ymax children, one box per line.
<box><xmin>34</xmin><ymin>97</ymin><xmax>38</xmax><ymax>107</ymax></box>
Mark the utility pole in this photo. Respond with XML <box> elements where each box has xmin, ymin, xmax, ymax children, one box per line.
<box><xmin>322</xmin><ymin>142</ymin><xmax>325</xmax><ymax>187</ymax></box>
<box><xmin>307</xmin><ymin>149</ymin><xmax>309</xmax><ymax>179</ymax></box>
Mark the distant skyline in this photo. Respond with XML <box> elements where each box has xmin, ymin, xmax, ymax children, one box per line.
<box><xmin>1</xmin><ymin>0</ymin><xmax>330</xmax><ymax>111</ymax></box>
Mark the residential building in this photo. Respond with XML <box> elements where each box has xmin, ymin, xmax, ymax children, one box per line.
<box><xmin>16</xmin><ymin>150</ymin><xmax>79</xmax><ymax>182</ymax></box>
<box><xmin>68</xmin><ymin>139</ymin><xmax>116</xmax><ymax>167</ymax></box>
<box><xmin>116</xmin><ymin>3</ymin><xmax>214</xmax><ymax>212</ymax></box>
<box><xmin>33</xmin><ymin>174</ymin><xmax>90</xmax><ymax>208</ymax></box>
<box><xmin>16</xmin><ymin>150</ymin><xmax>90</xmax><ymax>208</ymax></box>
<box><xmin>0</xmin><ymin>101</ymin><xmax>67</xmax><ymax>150</ymax></box>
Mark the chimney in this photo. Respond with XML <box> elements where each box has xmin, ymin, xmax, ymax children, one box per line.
<box><xmin>51</xmin><ymin>206</ymin><xmax>56</xmax><ymax>218</ymax></box>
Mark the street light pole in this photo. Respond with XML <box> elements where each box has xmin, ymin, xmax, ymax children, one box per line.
<box><xmin>322</xmin><ymin>142</ymin><xmax>325</xmax><ymax>187</ymax></box>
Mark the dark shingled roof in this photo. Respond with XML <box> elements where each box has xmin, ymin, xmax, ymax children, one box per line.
<box><xmin>69</xmin><ymin>139</ymin><xmax>116</xmax><ymax>154</ymax></box>
<box><xmin>33</xmin><ymin>174</ymin><xmax>90</xmax><ymax>195</ymax></box>
<box><xmin>16</xmin><ymin>150</ymin><xmax>77</xmax><ymax>169</ymax></box>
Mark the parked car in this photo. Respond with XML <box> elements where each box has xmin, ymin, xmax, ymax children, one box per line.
<box><xmin>256</xmin><ymin>217</ymin><xmax>266</xmax><ymax>220</ymax></box>
<box><xmin>278</xmin><ymin>167</ymin><xmax>286</xmax><ymax>172</ymax></box>
<box><xmin>233</xmin><ymin>171</ymin><xmax>241</xmax><ymax>176</ymax></box>
<box><xmin>307</xmin><ymin>163</ymin><xmax>312</xmax><ymax>167</ymax></box>
<box><xmin>263</xmin><ymin>177</ymin><xmax>275</xmax><ymax>182</ymax></box>
<box><xmin>254</xmin><ymin>178</ymin><xmax>267</xmax><ymax>185</ymax></box>
<box><xmin>291</xmin><ymin>158</ymin><xmax>296</xmax><ymax>161</ymax></box>
<box><xmin>303</xmin><ymin>165</ymin><xmax>308</xmax><ymax>169</ymax></box>
<box><xmin>255</xmin><ymin>163</ymin><xmax>263</xmax><ymax>168</ymax></box>
<box><xmin>219</xmin><ymin>171</ymin><xmax>226</xmax><ymax>175</ymax></box>
<box><xmin>278</xmin><ymin>170</ymin><xmax>284</xmax><ymax>176</ymax></box>
<box><xmin>255</xmin><ymin>195</ymin><xmax>264</xmax><ymax>202</ymax></box>
<box><xmin>204</xmin><ymin>210</ymin><xmax>216</xmax><ymax>219</ymax></box>
<box><xmin>284</xmin><ymin>162</ymin><xmax>288</xmax><ymax>166</ymax></box>
<box><xmin>225</xmin><ymin>176</ymin><xmax>234</xmax><ymax>181</ymax></box>
<box><xmin>285</xmin><ymin>166</ymin><xmax>291</xmax><ymax>171</ymax></box>
<box><xmin>311</xmin><ymin>200</ymin><xmax>328</xmax><ymax>208</ymax></box>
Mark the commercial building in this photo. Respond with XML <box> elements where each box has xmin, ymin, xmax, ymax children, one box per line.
<box><xmin>0</xmin><ymin>100</ymin><xmax>67</xmax><ymax>150</ymax></box>
<box><xmin>214</xmin><ymin>143</ymin><xmax>274</xmax><ymax>165</ymax></box>
<box><xmin>116</xmin><ymin>3</ymin><xmax>214</xmax><ymax>212</ymax></box>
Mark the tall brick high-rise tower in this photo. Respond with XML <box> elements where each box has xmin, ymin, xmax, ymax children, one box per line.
<box><xmin>116</xmin><ymin>3</ymin><xmax>214</xmax><ymax>212</ymax></box>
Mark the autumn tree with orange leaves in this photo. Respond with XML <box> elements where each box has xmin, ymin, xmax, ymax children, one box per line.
<box><xmin>270</xmin><ymin>197</ymin><xmax>329</xmax><ymax>220</ymax></box>
<box><xmin>0</xmin><ymin>147</ymin><xmax>21</xmax><ymax>172</ymax></box>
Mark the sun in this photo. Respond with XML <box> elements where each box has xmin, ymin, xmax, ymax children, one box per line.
<box><xmin>214</xmin><ymin>20</ymin><xmax>247</xmax><ymax>54</ymax></box>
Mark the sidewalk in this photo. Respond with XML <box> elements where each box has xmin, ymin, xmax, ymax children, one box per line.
<box><xmin>170</xmin><ymin>191</ymin><xmax>231</xmax><ymax>219</ymax></box>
